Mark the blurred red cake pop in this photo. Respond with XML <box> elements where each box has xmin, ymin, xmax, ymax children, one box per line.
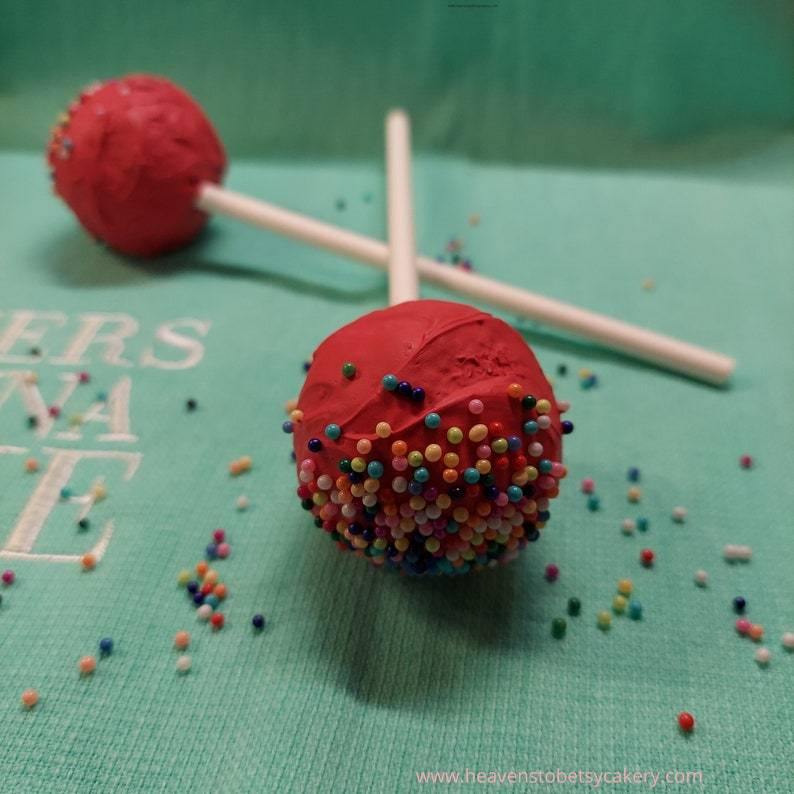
<box><xmin>289</xmin><ymin>299</ymin><xmax>572</xmax><ymax>576</ymax></box>
<box><xmin>45</xmin><ymin>75</ymin><xmax>731</xmax><ymax>382</ymax></box>
<box><xmin>47</xmin><ymin>74</ymin><xmax>225</xmax><ymax>256</ymax></box>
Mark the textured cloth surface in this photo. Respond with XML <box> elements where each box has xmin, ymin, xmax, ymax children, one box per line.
<box><xmin>0</xmin><ymin>145</ymin><xmax>793</xmax><ymax>793</ymax></box>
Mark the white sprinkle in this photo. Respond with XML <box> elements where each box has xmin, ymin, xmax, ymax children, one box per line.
<box><xmin>671</xmin><ymin>506</ymin><xmax>687</xmax><ymax>523</ymax></box>
<box><xmin>196</xmin><ymin>604</ymin><xmax>213</xmax><ymax>621</ymax></box>
<box><xmin>176</xmin><ymin>654</ymin><xmax>192</xmax><ymax>674</ymax></box>
<box><xmin>694</xmin><ymin>569</ymin><xmax>709</xmax><ymax>587</ymax></box>
<box><xmin>621</xmin><ymin>518</ymin><xmax>636</xmax><ymax>535</ymax></box>
<box><xmin>782</xmin><ymin>632</ymin><xmax>794</xmax><ymax>650</ymax></box>
<box><xmin>236</xmin><ymin>495</ymin><xmax>250</xmax><ymax>511</ymax></box>
<box><xmin>723</xmin><ymin>544</ymin><xmax>752</xmax><ymax>562</ymax></box>
<box><xmin>755</xmin><ymin>647</ymin><xmax>771</xmax><ymax>666</ymax></box>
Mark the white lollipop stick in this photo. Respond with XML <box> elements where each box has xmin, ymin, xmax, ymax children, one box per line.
<box><xmin>196</xmin><ymin>186</ymin><xmax>735</xmax><ymax>385</ymax></box>
<box><xmin>385</xmin><ymin>109</ymin><xmax>419</xmax><ymax>305</ymax></box>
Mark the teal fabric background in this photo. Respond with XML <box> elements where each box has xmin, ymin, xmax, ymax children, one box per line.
<box><xmin>3</xmin><ymin>0</ymin><xmax>794</xmax><ymax>163</ymax></box>
<box><xmin>1</xmin><ymin>1</ymin><xmax>794</xmax><ymax>792</ymax></box>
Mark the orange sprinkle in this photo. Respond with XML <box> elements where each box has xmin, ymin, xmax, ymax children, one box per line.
<box><xmin>81</xmin><ymin>553</ymin><xmax>96</xmax><ymax>571</ymax></box>
<box><xmin>78</xmin><ymin>655</ymin><xmax>96</xmax><ymax>675</ymax></box>
<box><xmin>174</xmin><ymin>630</ymin><xmax>190</xmax><ymax>650</ymax></box>
<box><xmin>21</xmin><ymin>689</ymin><xmax>39</xmax><ymax>709</ymax></box>
<box><xmin>391</xmin><ymin>440</ymin><xmax>408</xmax><ymax>457</ymax></box>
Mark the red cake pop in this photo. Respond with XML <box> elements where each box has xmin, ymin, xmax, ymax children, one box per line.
<box><xmin>289</xmin><ymin>299</ymin><xmax>573</xmax><ymax>576</ymax></box>
<box><xmin>47</xmin><ymin>75</ymin><xmax>225</xmax><ymax>256</ymax></box>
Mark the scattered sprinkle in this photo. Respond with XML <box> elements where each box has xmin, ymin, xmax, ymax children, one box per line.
<box><xmin>677</xmin><ymin>712</ymin><xmax>695</xmax><ymax>733</ymax></box>
<box><xmin>1</xmin><ymin>570</ymin><xmax>15</xmax><ymax>586</ymax></box>
<box><xmin>567</xmin><ymin>597</ymin><xmax>581</xmax><ymax>616</ymax></box>
<box><xmin>755</xmin><ymin>647</ymin><xmax>771</xmax><ymax>666</ymax></box>
<box><xmin>694</xmin><ymin>569</ymin><xmax>709</xmax><ymax>587</ymax></box>
<box><xmin>236</xmin><ymin>495</ymin><xmax>250</xmax><ymax>511</ymax></box>
<box><xmin>748</xmin><ymin>624</ymin><xmax>764</xmax><ymax>642</ymax></box>
<box><xmin>597</xmin><ymin>611</ymin><xmax>612</xmax><ymax>630</ymax></box>
<box><xmin>621</xmin><ymin>518</ymin><xmax>636</xmax><ymax>535</ymax></box>
<box><xmin>174</xmin><ymin>630</ymin><xmax>190</xmax><ymax>650</ymax></box>
<box><xmin>551</xmin><ymin>617</ymin><xmax>567</xmax><ymax>638</ymax></box>
<box><xmin>24</xmin><ymin>458</ymin><xmax>39</xmax><ymax>473</ymax></box>
<box><xmin>186</xmin><ymin>398</ymin><xmax>197</xmax><ymax>411</ymax></box>
<box><xmin>723</xmin><ymin>544</ymin><xmax>752</xmax><ymax>562</ymax></box>
<box><xmin>176</xmin><ymin>655</ymin><xmax>192</xmax><ymax>674</ymax></box>
<box><xmin>99</xmin><ymin>637</ymin><xmax>113</xmax><ymax>655</ymax></box>
<box><xmin>21</xmin><ymin>689</ymin><xmax>39</xmax><ymax>709</ymax></box>
<box><xmin>671</xmin><ymin>506</ymin><xmax>687</xmax><ymax>523</ymax></box>
<box><xmin>640</xmin><ymin>548</ymin><xmax>655</xmax><ymax>567</ymax></box>
<box><xmin>732</xmin><ymin>596</ymin><xmax>746</xmax><ymax>614</ymax></box>
<box><xmin>78</xmin><ymin>655</ymin><xmax>96</xmax><ymax>675</ymax></box>
<box><xmin>252</xmin><ymin>614</ymin><xmax>266</xmax><ymax>630</ymax></box>
<box><xmin>229</xmin><ymin>455</ymin><xmax>252</xmax><ymax>477</ymax></box>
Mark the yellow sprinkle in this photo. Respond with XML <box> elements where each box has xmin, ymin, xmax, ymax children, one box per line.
<box><xmin>350</xmin><ymin>457</ymin><xmax>366</xmax><ymax>473</ymax></box>
<box><xmin>375</xmin><ymin>422</ymin><xmax>391</xmax><ymax>439</ymax></box>
<box><xmin>447</xmin><ymin>427</ymin><xmax>463</xmax><ymax>444</ymax></box>
<box><xmin>424</xmin><ymin>444</ymin><xmax>442</xmax><ymax>462</ymax></box>
<box><xmin>443</xmin><ymin>452</ymin><xmax>460</xmax><ymax>468</ymax></box>
<box><xmin>536</xmin><ymin>399</ymin><xmax>551</xmax><ymax>414</ymax></box>
<box><xmin>617</xmin><ymin>578</ymin><xmax>633</xmax><ymax>596</ymax></box>
<box><xmin>468</xmin><ymin>424</ymin><xmax>488</xmax><ymax>442</ymax></box>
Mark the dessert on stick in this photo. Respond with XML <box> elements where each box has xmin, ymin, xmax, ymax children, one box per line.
<box><xmin>48</xmin><ymin>74</ymin><xmax>734</xmax><ymax>384</ymax></box>
<box><xmin>288</xmin><ymin>111</ymin><xmax>570</xmax><ymax>575</ymax></box>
